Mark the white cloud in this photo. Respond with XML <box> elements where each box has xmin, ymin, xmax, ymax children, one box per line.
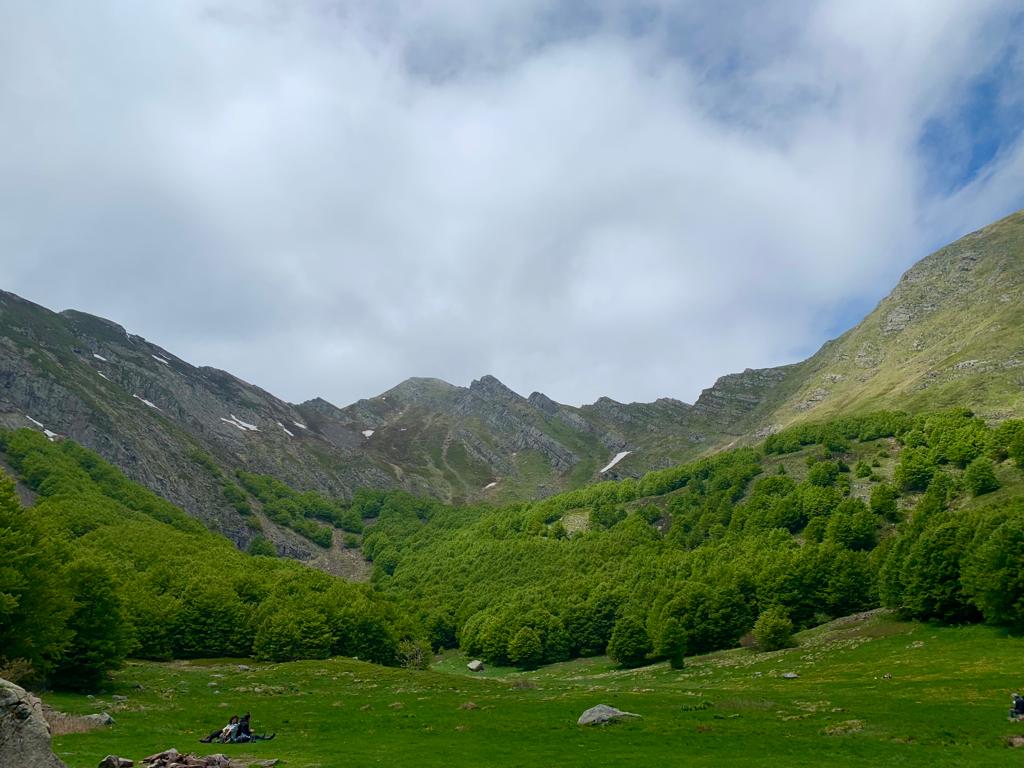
<box><xmin>1</xmin><ymin>1</ymin><xmax>1022</xmax><ymax>406</ymax></box>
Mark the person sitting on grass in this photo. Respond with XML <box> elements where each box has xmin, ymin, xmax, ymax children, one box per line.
<box><xmin>232</xmin><ymin>712</ymin><xmax>275</xmax><ymax>742</ymax></box>
<box><xmin>199</xmin><ymin>714</ymin><xmax>239</xmax><ymax>743</ymax></box>
<box><xmin>1009</xmin><ymin>693</ymin><xmax>1024</xmax><ymax>721</ymax></box>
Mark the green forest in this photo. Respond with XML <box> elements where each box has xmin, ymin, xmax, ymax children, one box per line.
<box><xmin>3</xmin><ymin>408</ymin><xmax>1024</xmax><ymax>690</ymax></box>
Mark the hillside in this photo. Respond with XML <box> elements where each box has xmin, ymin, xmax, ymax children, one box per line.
<box><xmin>1</xmin><ymin>209</ymin><xmax>1022</xmax><ymax>557</ymax></box>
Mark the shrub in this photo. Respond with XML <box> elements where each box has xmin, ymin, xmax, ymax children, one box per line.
<box><xmin>247</xmin><ymin>536</ymin><xmax>276</xmax><ymax>557</ymax></box>
<box><xmin>752</xmin><ymin>606</ymin><xmax>795</xmax><ymax>651</ymax></box>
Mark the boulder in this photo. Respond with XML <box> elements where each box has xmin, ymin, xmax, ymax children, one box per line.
<box><xmin>84</xmin><ymin>712</ymin><xmax>116</xmax><ymax>725</ymax></box>
<box><xmin>141</xmin><ymin>748</ymin><xmax>180</xmax><ymax>763</ymax></box>
<box><xmin>577</xmin><ymin>704</ymin><xmax>641</xmax><ymax>726</ymax></box>
<box><xmin>0</xmin><ymin>677</ymin><xmax>68</xmax><ymax>768</ymax></box>
<box><xmin>781</xmin><ymin>672</ymin><xmax>800</xmax><ymax>679</ymax></box>
<box><xmin>99</xmin><ymin>757</ymin><xmax>133</xmax><ymax>767</ymax></box>
<box><xmin>466</xmin><ymin>660</ymin><xmax>485</xmax><ymax>672</ymax></box>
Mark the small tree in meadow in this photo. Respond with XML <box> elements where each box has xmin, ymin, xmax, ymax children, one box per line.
<box><xmin>607</xmin><ymin>615</ymin><xmax>652</xmax><ymax>668</ymax></box>
<box><xmin>752</xmin><ymin>606</ymin><xmax>795</xmax><ymax>651</ymax></box>
<box><xmin>507</xmin><ymin>626</ymin><xmax>544</xmax><ymax>670</ymax></box>
<box><xmin>657</xmin><ymin>616</ymin><xmax>687</xmax><ymax>669</ymax></box>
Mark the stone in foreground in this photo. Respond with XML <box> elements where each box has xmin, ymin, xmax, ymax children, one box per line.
<box><xmin>0</xmin><ymin>677</ymin><xmax>67</xmax><ymax>768</ymax></box>
<box><xmin>467</xmin><ymin>660</ymin><xmax>485</xmax><ymax>672</ymax></box>
<box><xmin>577</xmin><ymin>704</ymin><xmax>641</xmax><ymax>726</ymax></box>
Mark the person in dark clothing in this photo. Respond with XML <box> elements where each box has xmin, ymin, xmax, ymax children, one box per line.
<box><xmin>231</xmin><ymin>712</ymin><xmax>275</xmax><ymax>742</ymax></box>
<box><xmin>199</xmin><ymin>715</ymin><xmax>239</xmax><ymax>743</ymax></box>
<box><xmin>1009</xmin><ymin>693</ymin><xmax>1024</xmax><ymax>721</ymax></box>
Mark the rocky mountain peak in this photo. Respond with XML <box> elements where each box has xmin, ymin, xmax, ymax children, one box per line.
<box><xmin>469</xmin><ymin>374</ymin><xmax>522</xmax><ymax>402</ymax></box>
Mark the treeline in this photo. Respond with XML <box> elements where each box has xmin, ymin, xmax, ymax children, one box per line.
<box><xmin>374</xmin><ymin>409</ymin><xmax>1024</xmax><ymax>669</ymax></box>
<box><xmin>0</xmin><ymin>429</ymin><xmax>423</xmax><ymax>691</ymax></box>
<box><xmin>3</xmin><ymin>407</ymin><xmax>1023</xmax><ymax>689</ymax></box>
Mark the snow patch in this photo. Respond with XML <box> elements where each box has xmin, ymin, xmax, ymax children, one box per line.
<box><xmin>97</xmin><ymin>372</ymin><xmax>110</xmax><ymax>380</ymax></box>
<box><xmin>483</xmin><ymin>481</ymin><xmax>498</xmax><ymax>490</ymax></box>
<box><xmin>599</xmin><ymin>451</ymin><xmax>631</xmax><ymax>474</ymax></box>
<box><xmin>362</xmin><ymin>429</ymin><xmax>375</xmax><ymax>438</ymax></box>
<box><xmin>93</xmin><ymin>353</ymin><xmax>107</xmax><ymax>362</ymax></box>
<box><xmin>133</xmin><ymin>394</ymin><xmax>160</xmax><ymax>410</ymax></box>
<box><xmin>152</xmin><ymin>354</ymin><xmax>170</xmax><ymax>365</ymax></box>
<box><xmin>221</xmin><ymin>414</ymin><xmax>258</xmax><ymax>432</ymax></box>
<box><xmin>25</xmin><ymin>416</ymin><xmax>59</xmax><ymax>441</ymax></box>
<box><xmin>292</xmin><ymin>421</ymin><xmax>307</xmax><ymax>430</ymax></box>
<box><xmin>276</xmin><ymin>421</ymin><xmax>294</xmax><ymax>437</ymax></box>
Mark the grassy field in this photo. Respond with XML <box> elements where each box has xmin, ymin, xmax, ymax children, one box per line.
<box><xmin>43</xmin><ymin>612</ymin><xmax>1024</xmax><ymax>767</ymax></box>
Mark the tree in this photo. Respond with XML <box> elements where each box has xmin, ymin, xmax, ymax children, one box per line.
<box><xmin>894</xmin><ymin>447</ymin><xmax>934</xmax><ymax>492</ymax></box>
<box><xmin>0</xmin><ymin>474</ymin><xmax>72</xmax><ymax>681</ymax></box>
<box><xmin>1010</xmin><ymin>432</ymin><xmax>1024</xmax><ymax>469</ymax></box>
<box><xmin>963</xmin><ymin>511</ymin><xmax>1024</xmax><ymax>628</ymax></box>
<box><xmin>607</xmin><ymin>615</ymin><xmax>651</xmax><ymax>668</ymax></box>
<box><xmin>656</xmin><ymin>617</ymin><xmax>686</xmax><ymax>669</ymax></box>
<box><xmin>253</xmin><ymin>607</ymin><xmax>333</xmax><ymax>662</ymax></box>
<box><xmin>51</xmin><ymin>558</ymin><xmax>135</xmax><ymax>690</ymax></box>
<box><xmin>752</xmin><ymin>606</ymin><xmax>794</xmax><ymax>651</ymax></box>
<box><xmin>963</xmin><ymin>457</ymin><xmax>1000</xmax><ymax>496</ymax></box>
<box><xmin>507</xmin><ymin>626</ymin><xmax>544</xmax><ymax>669</ymax></box>
<box><xmin>870</xmin><ymin>483</ymin><xmax>899</xmax><ymax>522</ymax></box>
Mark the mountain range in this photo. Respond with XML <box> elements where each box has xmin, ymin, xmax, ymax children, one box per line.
<box><xmin>2</xmin><ymin>209</ymin><xmax>1022</xmax><ymax>559</ymax></box>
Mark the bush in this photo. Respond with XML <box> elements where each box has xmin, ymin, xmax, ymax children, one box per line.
<box><xmin>247</xmin><ymin>536</ymin><xmax>276</xmax><ymax>557</ymax></box>
<box><xmin>752</xmin><ymin>606</ymin><xmax>795</xmax><ymax>651</ymax></box>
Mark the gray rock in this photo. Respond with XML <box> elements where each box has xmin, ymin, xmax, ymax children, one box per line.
<box><xmin>141</xmin><ymin>748</ymin><xmax>179</xmax><ymax>763</ymax></box>
<box><xmin>84</xmin><ymin>712</ymin><xmax>116</xmax><ymax>725</ymax></box>
<box><xmin>237</xmin><ymin>664</ymin><xmax>252</xmax><ymax>671</ymax></box>
<box><xmin>98</xmin><ymin>757</ymin><xmax>133</xmax><ymax>768</ymax></box>
<box><xmin>0</xmin><ymin>677</ymin><xmax>68</xmax><ymax>768</ymax></box>
<box><xmin>466</xmin><ymin>660</ymin><xmax>485</xmax><ymax>672</ymax></box>
<box><xmin>782</xmin><ymin>672</ymin><xmax>800</xmax><ymax>679</ymax></box>
<box><xmin>112</xmin><ymin>694</ymin><xmax>128</xmax><ymax>702</ymax></box>
<box><xmin>577</xmin><ymin>704</ymin><xmax>641</xmax><ymax>726</ymax></box>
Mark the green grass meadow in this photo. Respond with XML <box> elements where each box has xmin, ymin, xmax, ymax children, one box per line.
<box><xmin>46</xmin><ymin>612</ymin><xmax>1024</xmax><ymax>767</ymax></box>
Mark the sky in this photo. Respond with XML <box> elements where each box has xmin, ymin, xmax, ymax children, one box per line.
<box><xmin>2</xmin><ymin>1</ymin><xmax>1024</xmax><ymax>408</ymax></box>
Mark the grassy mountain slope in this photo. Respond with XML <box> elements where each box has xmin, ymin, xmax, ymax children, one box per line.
<box><xmin>751</xmin><ymin>209</ymin><xmax>1024</xmax><ymax>430</ymax></box>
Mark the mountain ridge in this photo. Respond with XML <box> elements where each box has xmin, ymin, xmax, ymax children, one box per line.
<box><xmin>2</xmin><ymin>208</ymin><xmax>1022</xmax><ymax>560</ymax></box>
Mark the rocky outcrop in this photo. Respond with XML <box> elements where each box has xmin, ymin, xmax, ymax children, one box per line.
<box><xmin>577</xmin><ymin>704</ymin><xmax>640</xmax><ymax>726</ymax></box>
<box><xmin>0</xmin><ymin>677</ymin><xmax>67</xmax><ymax>768</ymax></box>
